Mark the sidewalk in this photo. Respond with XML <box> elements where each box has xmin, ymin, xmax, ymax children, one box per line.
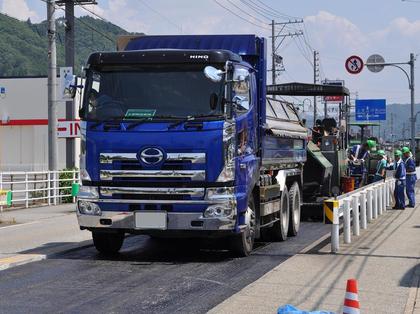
<box><xmin>0</xmin><ymin>204</ymin><xmax>91</xmax><ymax>270</ymax></box>
<box><xmin>210</xmin><ymin>195</ymin><xmax>420</xmax><ymax>313</ymax></box>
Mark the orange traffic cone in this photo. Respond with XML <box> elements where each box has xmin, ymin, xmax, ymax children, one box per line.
<box><xmin>343</xmin><ymin>279</ymin><xmax>360</xmax><ymax>314</ymax></box>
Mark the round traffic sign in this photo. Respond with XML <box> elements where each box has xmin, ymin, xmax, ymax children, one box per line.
<box><xmin>366</xmin><ymin>54</ymin><xmax>385</xmax><ymax>73</ymax></box>
<box><xmin>345</xmin><ymin>55</ymin><xmax>364</xmax><ymax>74</ymax></box>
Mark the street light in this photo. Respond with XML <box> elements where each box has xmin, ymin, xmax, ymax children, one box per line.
<box><xmin>365</xmin><ymin>53</ymin><xmax>416</xmax><ymax>155</ymax></box>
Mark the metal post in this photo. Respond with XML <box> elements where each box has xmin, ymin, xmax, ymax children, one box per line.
<box><xmin>378</xmin><ymin>185</ymin><xmax>383</xmax><ymax>215</ymax></box>
<box><xmin>367</xmin><ymin>189</ymin><xmax>373</xmax><ymax>222</ymax></box>
<box><xmin>329</xmin><ymin>200</ymin><xmax>339</xmax><ymax>253</ymax></box>
<box><xmin>313</xmin><ymin>50</ymin><xmax>318</xmax><ymax>126</ymax></box>
<box><xmin>410</xmin><ymin>53</ymin><xmax>416</xmax><ymax>155</ymax></box>
<box><xmin>72</xmin><ymin>170</ymin><xmax>76</xmax><ymax>203</ymax></box>
<box><xmin>382</xmin><ymin>182</ymin><xmax>388</xmax><ymax>212</ymax></box>
<box><xmin>331</xmin><ymin>223</ymin><xmax>340</xmax><ymax>253</ymax></box>
<box><xmin>344</xmin><ymin>200</ymin><xmax>351</xmax><ymax>244</ymax></box>
<box><xmin>53</xmin><ymin>172</ymin><xmax>57</xmax><ymax>205</ymax></box>
<box><xmin>352</xmin><ymin>195</ymin><xmax>360</xmax><ymax>236</ymax></box>
<box><xmin>324</xmin><ymin>98</ymin><xmax>327</xmax><ymax>119</ymax></box>
<box><xmin>271</xmin><ymin>20</ymin><xmax>276</xmax><ymax>86</ymax></box>
<box><xmin>47</xmin><ymin>0</ymin><xmax>58</xmax><ymax>171</ymax></box>
<box><xmin>25</xmin><ymin>173</ymin><xmax>29</xmax><ymax>208</ymax></box>
<box><xmin>389</xmin><ymin>180</ymin><xmax>392</xmax><ymax>207</ymax></box>
<box><xmin>373</xmin><ymin>187</ymin><xmax>378</xmax><ymax>219</ymax></box>
<box><xmin>65</xmin><ymin>0</ymin><xmax>75</xmax><ymax>168</ymax></box>
<box><xmin>47</xmin><ymin>172</ymin><xmax>51</xmax><ymax>205</ymax></box>
<box><xmin>360</xmin><ymin>192</ymin><xmax>367</xmax><ymax>229</ymax></box>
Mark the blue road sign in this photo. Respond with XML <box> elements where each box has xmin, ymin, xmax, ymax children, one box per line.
<box><xmin>355</xmin><ymin>99</ymin><xmax>386</xmax><ymax>121</ymax></box>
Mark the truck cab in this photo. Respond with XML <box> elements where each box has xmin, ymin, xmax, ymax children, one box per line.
<box><xmin>76</xmin><ymin>35</ymin><xmax>306</xmax><ymax>256</ymax></box>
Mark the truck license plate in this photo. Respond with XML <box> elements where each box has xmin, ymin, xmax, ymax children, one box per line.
<box><xmin>134</xmin><ymin>211</ymin><xmax>167</xmax><ymax>230</ymax></box>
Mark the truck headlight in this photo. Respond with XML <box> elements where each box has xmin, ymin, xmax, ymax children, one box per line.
<box><xmin>78</xmin><ymin>200</ymin><xmax>101</xmax><ymax>216</ymax></box>
<box><xmin>77</xmin><ymin>186</ymin><xmax>99</xmax><ymax>199</ymax></box>
<box><xmin>203</xmin><ymin>200</ymin><xmax>236</xmax><ymax>218</ymax></box>
<box><xmin>217</xmin><ymin>121</ymin><xmax>236</xmax><ymax>182</ymax></box>
<box><xmin>205</xmin><ymin>187</ymin><xmax>235</xmax><ymax>200</ymax></box>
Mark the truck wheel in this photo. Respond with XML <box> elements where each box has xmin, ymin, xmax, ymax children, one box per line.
<box><xmin>230</xmin><ymin>196</ymin><xmax>256</xmax><ymax>257</ymax></box>
<box><xmin>288</xmin><ymin>182</ymin><xmax>301</xmax><ymax>236</ymax></box>
<box><xmin>269</xmin><ymin>185</ymin><xmax>289</xmax><ymax>241</ymax></box>
<box><xmin>92</xmin><ymin>231</ymin><xmax>125</xmax><ymax>256</ymax></box>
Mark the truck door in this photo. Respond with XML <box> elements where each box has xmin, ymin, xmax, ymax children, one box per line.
<box><xmin>233</xmin><ymin>68</ymin><xmax>259</xmax><ymax>202</ymax></box>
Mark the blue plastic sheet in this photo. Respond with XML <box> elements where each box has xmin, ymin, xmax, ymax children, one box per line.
<box><xmin>277</xmin><ymin>304</ymin><xmax>335</xmax><ymax>314</ymax></box>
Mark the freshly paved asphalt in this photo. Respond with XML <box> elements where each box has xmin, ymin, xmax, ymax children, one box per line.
<box><xmin>0</xmin><ymin>222</ymin><xmax>329</xmax><ymax>314</ymax></box>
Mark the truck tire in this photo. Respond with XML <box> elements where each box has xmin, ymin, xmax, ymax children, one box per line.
<box><xmin>288</xmin><ymin>182</ymin><xmax>301</xmax><ymax>236</ymax></box>
<box><xmin>267</xmin><ymin>185</ymin><xmax>289</xmax><ymax>241</ymax></box>
<box><xmin>230</xmin><ymin>196</ymin><xmax>256</xmax><ymax>257</ymax></box>
<box><xmin>92</xmin><ymin>231</ymin><xmax>125</xmax><ymax>256</ymax></box>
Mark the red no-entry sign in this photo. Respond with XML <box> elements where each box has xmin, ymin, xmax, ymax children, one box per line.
<box><xmin>345</xmin><ymin>55</ymin><xmax>364</xmax><ymax>74</ymax></box>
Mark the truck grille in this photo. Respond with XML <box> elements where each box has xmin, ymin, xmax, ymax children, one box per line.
<box><xmin>99</xmin><ymin>187</ymin><xmax>205</xmax><ymax>201</ymax></box>
<box><xmin>99</xmin><ymin>152</ymin><xmax>206</xmax><ymax>182</ymax></box>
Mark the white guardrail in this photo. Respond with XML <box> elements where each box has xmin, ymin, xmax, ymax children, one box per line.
<box><xmin>324</xmin><ymin>177</ymin><xmax>396</xmax><ymax>253</ymax></box>
<box><xmin>0</xmin><ymin>170</ymin><xmax>79</xmax><ymax>211</ymax></box>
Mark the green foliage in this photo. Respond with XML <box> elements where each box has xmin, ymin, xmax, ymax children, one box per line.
<box><xmin>0</xmin><ymin>14</ymin><xmax>132</xmax><ymax>76</ymax></box>
<box><xmin>59</xmin><ymin>168</ymin><xmax>78</xmax><ymax>203</ymax></box>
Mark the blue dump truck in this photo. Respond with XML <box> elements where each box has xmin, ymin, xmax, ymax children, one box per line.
<box><xmin>76</xmin><ymin>35</ymin><xmax>308</xmax><ymax>256</ymax></box>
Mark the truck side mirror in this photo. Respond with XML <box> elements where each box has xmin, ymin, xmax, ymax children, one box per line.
<box><xmin>204</xmin><ymin>66</ymin><xmax>224</xmax><ymax>82</ymax></box>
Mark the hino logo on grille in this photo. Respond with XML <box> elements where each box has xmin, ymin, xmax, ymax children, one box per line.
<box><xmin>189</xmin><ymin>55</ymin><xmax>209</xmax><ymax>60</ymax></box>
<box><xmin>139</xmin><ymin>147</ymin><xmax>164</xmax><ymax>165</ymax></box>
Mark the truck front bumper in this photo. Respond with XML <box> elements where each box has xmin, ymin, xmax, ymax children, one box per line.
<box><xmin>77</xmin><ymin>210</ymin><xmax>235</xmax><ymax>231</ymax></box>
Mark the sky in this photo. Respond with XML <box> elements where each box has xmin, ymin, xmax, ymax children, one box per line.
<box><xmin>2</xmin><ymin>0</ymin><xmax>420</xmax><ymax>106</ymax></box>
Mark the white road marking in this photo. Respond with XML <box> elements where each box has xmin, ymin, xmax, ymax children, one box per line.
<box><xmin>0</xmin><ymin>221</ymin><xmax>41</xmax><ymax>230</ymax></box>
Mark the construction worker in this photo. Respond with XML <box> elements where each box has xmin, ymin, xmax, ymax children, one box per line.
<box><xmin>393</xmin><ymin>150</ymin><xmax>406</xmax><ymax>210</ymax></box>
<box><xmin>348</xmin><ymin>140</ymin><xmax>376</xmax><ymax>187</ymax></box>
<box><xmin>373</xmin><ymin>150</ymin><xmax>387</xmax><ymax>182</ymax></box>
<box><xmin>402</xmin><ymin>146</ymin><xmax>417</xmax><ymax>207</ymax></box>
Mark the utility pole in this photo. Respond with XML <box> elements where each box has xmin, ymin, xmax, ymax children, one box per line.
<box><xmin>65</xmin><ymin>0</ymin><xmax>75</xmax><ymax>169</ymax></box>
<box><xmin>313</xmin><ymin>50</ymin><xmax>319</xmax><ymax>126</ymax></box>
<box><xmin>56</xmin><ymin>0</ymin><xmax>97</xmax><ymax>168</ymax></box>
<box><xmin>271</xmin><ymin>20</ymin><xmax>276</xmax><ymax>85</ymax></box>
<box><xmin>390</xmin><ymin>112</ymin><xmax>394</xmax><ymax>143</ymax></box>
<box><xmin>410</xmin><ymin>53</ymin><xmax>416</xmax><ymax>153</ymax></box>
<box><xmin>47</xmin><ymin>0</ymin><xmax>58</xmax><ymax>170</ymax></box>
<box><xmin>270</xmin><ymin>19</ymin><xmax>304</xmax><ymax>86</ymax></box>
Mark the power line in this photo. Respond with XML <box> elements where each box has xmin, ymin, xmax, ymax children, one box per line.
<box><xmin>224</xmin><ymin>0</ymin><xmax>269</xmax><ymax>25</ymax></box>
<box><xmin>39</xmin><ymin>0</ymin><xmax>115</xmax><ymax>43</ymax></box>
<box><xmin>74</xmin><ymin>1</ymin><xmax>110</xmax><ymax>22</ymax></box>
<box><xmin>252</xmin><ymin>0</ymin><xmax>300</xmax><ymax>20</ymax></box>
<box><xmin>212</xmin><ymin>0</ymin><xmax>271</xmax><ymax>30</ymax></box>
<box><xmin>136</xmin><ymin>0</ymin><xmax>182</xmax><ymax>33</ymax></box>
<box><xmin>239</xmin><ymin>0</ymin><xmax>276</xmax><ymax>20</ymax></box>
<box><xmin>292</xmin><ymin>37</ymin><xmax>313</xmax><ymax>67</ymax></box>
<box><xmin>61</xmin><ymin>7</ymin><xmax>115</xmax><ymax>42</ymax></box>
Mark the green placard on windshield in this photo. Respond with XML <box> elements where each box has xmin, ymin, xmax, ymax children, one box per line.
<box><xmin>125</xmin><ymin>109</ymin><xmax>156</xmax><ymax>119</ymax></box>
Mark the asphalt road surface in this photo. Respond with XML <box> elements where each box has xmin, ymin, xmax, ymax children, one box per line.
<box><xmin>0</xmin><ymin>222</ymin><xmax>329</xmax><ymax>314</ymax></box>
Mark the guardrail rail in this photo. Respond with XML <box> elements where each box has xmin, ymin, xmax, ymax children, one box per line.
<box><xmin>324</xmin><ymin>177</ymin><xmax>396</xmax><ymax>252</ymax></box>
<box><xmin>0</xmin><ymin>170</ymin><xmax>79</xmax><ymax>211</ymax></box>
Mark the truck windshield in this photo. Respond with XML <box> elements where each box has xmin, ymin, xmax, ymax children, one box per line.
<box><xmin>83</xmin><ymin>65</ymin><xmax>225</xmax><ymax>121</ymax></box>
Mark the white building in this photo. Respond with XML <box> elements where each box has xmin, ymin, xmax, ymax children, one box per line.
<box><xmin>0</xmin><ymin>76</ymin><xmax>80</xmax><ymax>171</ymax></box>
